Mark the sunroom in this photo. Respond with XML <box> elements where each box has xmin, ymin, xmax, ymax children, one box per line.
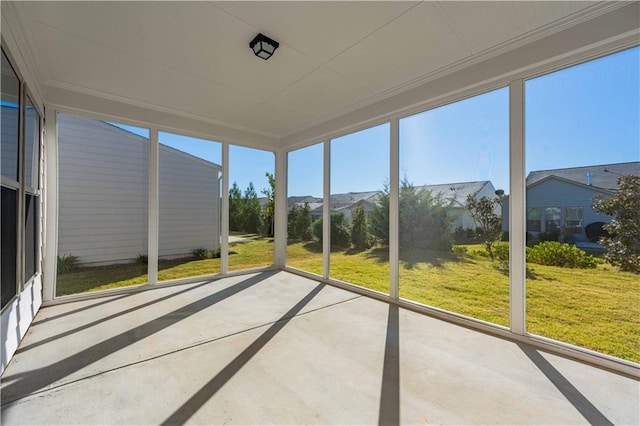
<box><xmin>1</xmin><ymin>1</ymin><xmax>638</xmax><ymax>424</ymax></box>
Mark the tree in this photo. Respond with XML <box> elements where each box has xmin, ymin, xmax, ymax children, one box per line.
<box><xmin>370</xmin><ymin>178</ymin><xmax>453</xmax><ymax>251</ymax></box>
<box><xmin>288</xmin><ymin>203</ymin><xmax>313</xmax><ymax>241</ymax></box>
<box><xmin>466</xmin><ymin>194</ymin><xmax>504</xmax><ymax>260</ymax></box>
<box><xmin>351</xmin><ymin>203</ymin><xmax>370</xmax><ymax>250</ymax></box>
<box><xmin>229</xmin><ymin>182</ymin><xmax>244</xmax><ymax>232</ymax></box>
<box><xmin>369</xmin><ymin>183</ymin><xmax>390</xmax><ymax>245</ymax></box>
<box><xmin>592</xmin><ymin>174</ymin><xmax>640</xmax><ymax>273</ymax></box>
<box><xmin>242</xmin><ymin>182</ymin><xmax>262</xmax><ymax>233</ymax></box>
<box><xmin>298</xmin><ymin>202</ymin><xmax>313</xmax><ymax>240</ymax></box>
<box><xmin>260</xmin><ymin>172</ymin><xmax>275</xmax><ymax>236</ymax></box>
<box><xmin>312</xmin><ymin>212</ymin><xmax>351</xmax><ymax>247</ymax></box>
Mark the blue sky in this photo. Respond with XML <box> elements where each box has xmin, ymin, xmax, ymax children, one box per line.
<box><xmin>114</xmin><ymin>46</ymin><xmax>639</xmax><ymax>199</ymax></box>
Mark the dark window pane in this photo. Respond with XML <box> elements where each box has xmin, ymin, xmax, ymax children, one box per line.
<box><xmin>1</xmin><ymin>187</ymin><xmax>18</xmax><ymax>308</ymax></box>
<box><xmin>1</xmin><ymin>49</ymin><xmax>20</xmax><ymax>182</ymax></box>
<box><xmin>25</xmin><ymin>194</ymin><xmax>37</xmax><ymax>281</ymax></box>
<box><xmin>25</xmin><ymin>97</ymin><xmax>40</xmax><ymax>189</ymax></box>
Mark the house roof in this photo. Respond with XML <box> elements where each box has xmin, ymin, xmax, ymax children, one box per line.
<box><xmin>417</xmin><ymin>181</ymin><xmax>494</xmax><ymax>207</ymax></box>
<box><xmin>288</xmin><ymin>180</ymin><xmax>493</xmax><ymax>214</ymax></box>
<box><xmin>526</xmin><ymin>162</ymin><xmax>640</xmax><ymax>191</ymax></box>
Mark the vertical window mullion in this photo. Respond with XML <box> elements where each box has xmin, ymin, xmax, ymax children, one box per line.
<box><xmin>17</xmin><ymin>82</ymin><xmax>25</xmax><ymax>294</ymax></box>
<box><xmin>322</xmin><ymin>140</ymin><xmax>330</xmax><ymax>280</ymax></box>
<box><xmin>389</xmin><ymin>119</ymin><xmax>399</xmax><ymax>300</ymax></box>
<box><xmin>509</xmin><ymin>79</ymin><xmax>526</xmax><ymax>335</ymax></box>
<box><xmin>148</xmin><ymin>128</ymin><xmax>159</xmax><ymax>285</ymax></box>
<box><xmin>221</xmin><ymin>142</ymin><xmax>229</xmax><ymax>275</ymax></box>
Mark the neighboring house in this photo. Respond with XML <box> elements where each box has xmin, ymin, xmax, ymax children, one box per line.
<box><xmin>421</xmin><ymin>181</ymin><xmax>499</xmax><ymax>230</ymax></box>
<box><xmin>502</xmin><ymin>162</ymin><xmax>640</xmax><ymax>241</ymax></box>
<box><xmin>58</xmin><ymin>114</ymin><xmax>222</xmax><ymax>265</ymax></box>
<box><xmin>285</xmin><ymin>180</ymin><xmax>498</xmax><ymax>229</ymax></box>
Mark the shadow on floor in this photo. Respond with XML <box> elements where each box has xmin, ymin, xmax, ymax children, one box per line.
<box><xmin>17</xmin><ymin>280</ymin><xmax>216</xmax><ymax>354</ymax></box>
<box><xmin>379</xmin><ymin>304</ymin><xmax>400</xmax><ymax>426</ymax></box>
<box><xmin>0</xmin><ymin>271</ymin><xmax>278</xmax><ymax>404</ymax></box>
<box><xmin>160</xmin><ymin>282</ymin><xmax>326</xmax><ymax>425</ymax></box>
<box><xmin>517</xmin><ymin>343</ymin><xmax>613</xmax><ymax>426</ymax></box>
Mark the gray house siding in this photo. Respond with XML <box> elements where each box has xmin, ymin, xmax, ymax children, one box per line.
<box><xmin>159</xmin><ymin>146</ymin><xmax>221</xmax><ymax>258</ymax></box>
<box><xmin>502</xmin><ymin>177</ymin><xmax>613</xmax><ymax>238</ymax></box>
<box><xmin>58</xmin><ymin>114</ymin><xmax>221</xmax><ymax>265</ymax></box>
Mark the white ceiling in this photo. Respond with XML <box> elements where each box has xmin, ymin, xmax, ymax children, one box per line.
<box><xmin>20</xmin><ymin>1</ymin><xmax>609</xmax><ymax>139</ymax></box>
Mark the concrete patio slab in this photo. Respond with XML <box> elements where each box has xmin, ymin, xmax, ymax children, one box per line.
<box><xmin>1</xmin><ymin>271</ymin><xmax>638</xmax><ymax>424</ymax></box>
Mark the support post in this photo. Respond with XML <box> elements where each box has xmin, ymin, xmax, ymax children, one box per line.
<box><xmin>509</xmin><ymin>79</ymin><xmax>526</xmax><ymax>335</ymax></box>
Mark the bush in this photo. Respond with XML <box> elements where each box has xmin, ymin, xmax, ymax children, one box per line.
<box><xmin>453</xmin><ymin>227</ymin><xmax>478</xmax><ymax>244</ymax></box>
<box><xmin>494</xmin><ymin>242</ymin><xmax>509</xmax><ymax>262</ymax></box>
<box><xmin>191</xmin><ymin>248</ymin><xmax>209</xmax><ymax>260</ymax></box>
<box><xmin>57</xmin><ymin>253</ymin><xmax>79</xmax><ymax>274</ymax></box>
<box><xmin>370</xmin><ymin>179</ymin><xmax>453</xmax><ymax>251</ymax></box>
<box><xmin>312</xmin><ymin>213</ymin><xmax>351</xmax><ymax>247</ymax></box>
<box><xmin>452</xmin><ymin>246</ymin><xmax>468</xmax><ymax>255</ymax></box>
<box><xmin>135</xmin><ymin>253</ymin><xmax>148</xmax><ymax>265</ymax></box>
<box><xmin>526</xmin><ymin>241</ymin><xmax>597</xmax><ymax>269</ymax></box>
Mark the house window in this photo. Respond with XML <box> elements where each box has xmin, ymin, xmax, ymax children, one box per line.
<box><xmin>564</xmin><ymin>207</ymin><xmax>583</xmax><ymax>234</ymax></box>
<box><xmin>526</xmin><ymin>207</ymin><xmax>542</xmax><ymax>232</ymax></box>
<box><xmin>1</xmin><ymin>49</ymin><xmax>21</xmax><ymax>310</ymax></box>
<box><xmin>1</xmin><ymin>47</ymin><xmax>42</xmax><ymax>310</ymax></box>
<box><xmin>544</xmin><ymin>207</ymin><xmax>561</xmax><ymax>233</ymax></box>
<box><xmin>24</xmin><ymin>96</ymin><xmax>40</xmax><ymax>282</ymax></box>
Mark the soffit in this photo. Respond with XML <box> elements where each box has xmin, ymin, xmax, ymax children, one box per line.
<box><xmin>21</xmin><ymin>1</ymin><xmax>609</xmax><ymax>142</ymax></box>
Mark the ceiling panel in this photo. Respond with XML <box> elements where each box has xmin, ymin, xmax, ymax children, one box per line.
<box><xmin>326</xmin><ymin>2</ymin><xmax>473</xmax><ymax>94</ymax></box>
<box><xmin>18</xmin><ymin>1</ymin><xmax>605</xmax><ymax>138</ymax></box>
<box><xmin>441</xmin><ymin>1</ymin><xmax>596</xmax><ymax>54</ymax></box>
<box><xmin>34</xmin><ymin>24</ymin><xmax>263</xmax><ymax>123</ymax></box>
<box><xmin>234</xmin><ymin>66</ymin><xmax>372</xmax><ymax>136</ymax></box>
<box><xmin>213</xmin><ymin>1</ymin><xmax>419</xmax><ymax>64</ymax></box>
<box><xmin>24</xmin><ymin>1</ymin><xmax>320</xmax><ymax>100</ymax></box>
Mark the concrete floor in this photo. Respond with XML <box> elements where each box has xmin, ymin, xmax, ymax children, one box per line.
<box><xmin>1</xmin><ymin>271</ymin><xmax>638</xmax><ymax>425</ymax></box>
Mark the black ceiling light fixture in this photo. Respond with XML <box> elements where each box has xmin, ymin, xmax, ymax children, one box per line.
<box><xmin>250</xmin><ymin>33</ymin><xmax>279</xmax><ymax>60</ymax></box>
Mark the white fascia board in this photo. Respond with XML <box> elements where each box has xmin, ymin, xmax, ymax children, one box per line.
<box><xmin>45</xmin><ymin>85</ymin><xmax>279</xmax><ymax>151</ymax></box>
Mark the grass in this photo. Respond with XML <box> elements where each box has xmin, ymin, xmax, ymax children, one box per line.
<box><xmin>56</xmin><ymin>238</ymin><xmax>639</xmax><ymax>363</ymax></box>
<box><xmin>56</xmin><ymin>234</ymin><xmax>273</xmax><ymax>295</ymax></box>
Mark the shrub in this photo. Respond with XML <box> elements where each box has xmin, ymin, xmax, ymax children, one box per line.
<box><xmin>453</xmin><ymin>227</ymin><xmax>478</xmax><ymax>244</ymax></box>
<box><xmin>57</xmin><ymin>253</ymin><xmax>79</xmax><ymax>274</ymax></box>
<box><xmin>312</xmin><ymin>213</ymin><xmax>351</xmax><ymax>247</ymax></box>
<box><xmin>371</xmin><ymin>179</ymin><xmax>453</xmax><ymax>251</ymax></box>
<box><xmin>135</xmin><ymin>253</ymin><xmax>148</xmax><ymax>265</ymax></box>
<box><xmin>452</xmin><ymin>246</ymin><xmax>468</xmax><ymax>255</ymax></box>
<box><xmin>526</xmin><ymin>241</ymin><xmax>597</xmax><ymax>269</ymax></box>
<box><xmin>494</xmin><ymin>242</ymin><xmax>509</xmax><ymax>262</ymax></box>
<box><xmin>191</xmin><ymin>248</ymin><xmax>209</xmax><ymax>260</ymax></box>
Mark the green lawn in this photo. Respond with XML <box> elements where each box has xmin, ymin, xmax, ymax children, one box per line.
<box><xmin>56</xmin><ymin>235</ymin><xmax>273</xmax><ymax>295</ymax></box>
<box><xmin>57</xmin><ymin>238</ymin><xmax>639</xmax><ymax>363</ymax></box>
